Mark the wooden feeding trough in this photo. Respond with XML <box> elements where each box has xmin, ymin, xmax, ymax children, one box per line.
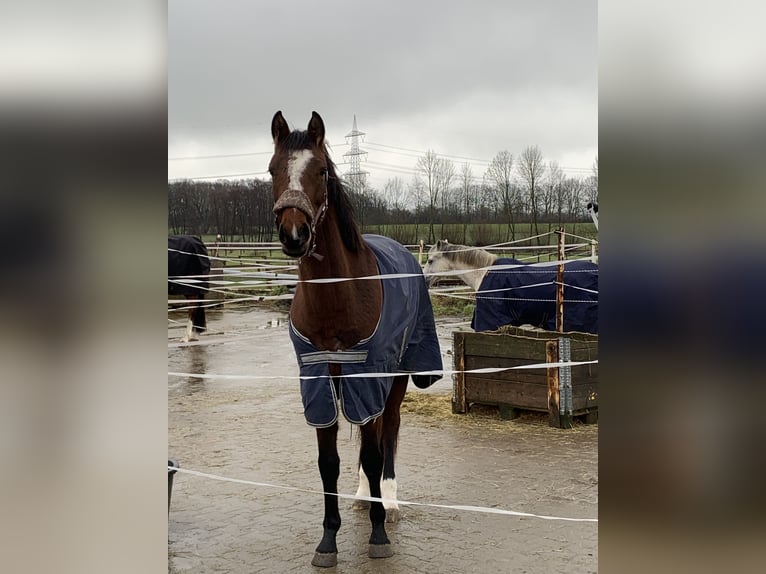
<box><xmin>452</xmin><ymin>326</ymin><xmax>598</xmax><ymax>428</ymax></box>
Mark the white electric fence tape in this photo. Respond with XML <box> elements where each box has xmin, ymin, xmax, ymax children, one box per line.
<box><xmin>168</xmin><ymin>465</ymin><xmax>598</xmax><ymax>524</ymax></box>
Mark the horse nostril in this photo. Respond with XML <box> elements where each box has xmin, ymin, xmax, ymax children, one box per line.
<box><xmin>278</xmin><ymin>224</ymin><xmax>290</xmax><ymax>244</ymax></box>
<box><xmin>278</xmin><ymin>222</ymin><xmax>310</xmax><ymax>247</ymax></box>
<box><xmin>298</xmin><ymin>223</ymin><xmax>310</xmax><ymax>243</ymax></box>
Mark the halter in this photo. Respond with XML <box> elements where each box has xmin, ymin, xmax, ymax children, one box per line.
<box><xmin>273</xmin><ymin>171</ymin><xmax>329</xmax><ymax>261</ymax></box>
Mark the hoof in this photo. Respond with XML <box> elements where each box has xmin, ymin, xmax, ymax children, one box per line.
<box><xmin>368</xmin><ymin>543</ymin><xmax>394</xmax><ymax>559</ymax></box>
<box><xmin>352</xmin><ymin>499</ymin><xmax>370</xmax><ymax>510</ymax></box>
<box><xmin>385</xmin><ymin>508</ymin><xmax>400</xmax><ymax>523</ymax></box>
<box><xmin>311</xmin><ymin>552</ymin><xmax>337</xmax><ymax>568</ymax></box>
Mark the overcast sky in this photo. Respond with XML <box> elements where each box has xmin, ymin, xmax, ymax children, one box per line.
<box><xmin>168</xmin><ymin>0</ymin><xmax>597</xmax><ymax>189</ymax></box>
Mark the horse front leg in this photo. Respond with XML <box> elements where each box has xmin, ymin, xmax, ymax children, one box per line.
<box><xmin>312</xmin><ymin>423</ymin><xmax>341</xmax><ymax>568</ymax></box>
<box><xmin>360</xmin><ymin>420</ymin><xmax>393</xmax><ymax>559</ymax></box>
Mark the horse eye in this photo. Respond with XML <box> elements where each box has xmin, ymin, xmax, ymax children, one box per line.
<box><xmin>319</xmin><ymin>167</ymin><xmax>328</xmax><ymax>176</ymax></box>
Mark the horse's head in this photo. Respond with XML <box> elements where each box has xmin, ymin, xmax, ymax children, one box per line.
<box><xmin>423</xmin><ymin>239</ymin><xmax>452</xmax><ymax>287</ymax></box>
<box><xmin>270</xmin><ymin>111</ymin><xmax>331</xmax><ymax>258</ymax></box>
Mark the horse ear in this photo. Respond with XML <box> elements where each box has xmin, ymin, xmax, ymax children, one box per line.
<box><xmin>307</xmin><ymin>111</ymin><xmax>325</xmax><ymax>148</ymax></box>
<box><xmin>436</xmin><ymin>239</ymin><xmax>444</xmax><ymax>248</ymax></box>
<box><xmin>271</xmin><ymin>111</ymin><xmax>290</xmax><ymax>145</ymax></box>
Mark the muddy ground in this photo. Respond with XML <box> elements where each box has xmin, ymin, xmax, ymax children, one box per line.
<box><xmin>168</xmin><ymin>306</ymin><xmax>597</xmax><ymax>573</ymax></box>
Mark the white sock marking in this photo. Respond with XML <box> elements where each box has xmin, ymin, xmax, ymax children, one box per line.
<box><xmin>355</xmin><ymin>467</ymin><xmax>399</xmax><ymax>511</ymax></box>
<box><xmin>182</xmin><ymin>318</ymin><xmax>193</xmax><ymax>342</ymax></box>
<box><xmin>355</xmin><ymin>465</ymin><xmax>370</xmax><ymax>499</ymax></box>
<box><xmin>381</xmin><ymin>478</ymin><xmax>398</xmax><ymax>510</ymax></box>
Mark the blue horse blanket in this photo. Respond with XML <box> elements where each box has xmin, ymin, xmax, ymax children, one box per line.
<box><xmin>471</xmin><ymin>258</ymin><xmax>598</xmax><ymax>334</ymax></box>
<box><xmin>290</xmin><ymin>234</ymin><xmax>443</xmax><ymax>427</ymax></box>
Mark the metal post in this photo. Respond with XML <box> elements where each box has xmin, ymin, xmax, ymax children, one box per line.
<box><xmin>558</xmin><ymin>337</ymin><xmax>573</xmax><ymax>429</ymax></box>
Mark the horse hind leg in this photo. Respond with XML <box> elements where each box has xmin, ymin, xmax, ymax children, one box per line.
<box><xmin>380</xmin><ymin>375</ymin><xmax>407</xmax><ymax>523</ymax></box>
<box><xmin>354</xmin><ymin>466</ymin><xmax>398</xmax><ymax>521</ymax></box>
<box><xmin>353</xmin><ymin>375</ymin><xmax>407</xmax><ymax>523</ymax></box>
<box><xmin>352</xmin><ymin>463</ymin><xmax>371</xmax><ymax>510</ymax></box>
<box><xmin>180</xmin><ymin>296</ymin><xmax>199</xmax><ymax>342</ymax></box>
<box><xmin>181</xmin><ymin>294</ymin><xmax>207</xmax><ymax>343</ymax></box>
<box><xmin>181</xmin><ymin>311</ymin><xmax>194</xmax><ymax>343</ymax></box>
<box><xmin>353</xmin><ymin>465</ymin><xmax>398</xmax><ymax>521</ymax></box>
<box><xmin>191</xmin><ymin>299</ymin><xmax>206</xmax><ymax>338</ymax></box>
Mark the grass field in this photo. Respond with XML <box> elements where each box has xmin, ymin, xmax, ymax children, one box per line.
<box><xmin>187</xmin><ymin>221</ymin><xmax>596</xmax><ymax>254</ymax></box>
<box><xmin>360</xmin><ymin>221</ymin><xmax>597</xmax><ymax>247</ymax></box>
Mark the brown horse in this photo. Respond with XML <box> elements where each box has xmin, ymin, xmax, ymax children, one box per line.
<box><xmin>269</xmin><ymin>111</ymin><xmax>442</xmax><ymax>567</ymax></box>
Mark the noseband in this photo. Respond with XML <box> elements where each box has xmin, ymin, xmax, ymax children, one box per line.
<box><xmin>273</xmin><ymin>171</ymin><xmax>329</xmax><ymax>260</ymax></box>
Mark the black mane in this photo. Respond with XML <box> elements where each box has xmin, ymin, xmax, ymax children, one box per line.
<box><xmin>278</xmin><ymin>130</ymin><xmax>362</xmax><ymax>253</ymax></box>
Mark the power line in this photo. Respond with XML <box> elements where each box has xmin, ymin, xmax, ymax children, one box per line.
<box><xmin>168</xmin><ymin>170</ymin><xmax>269</xmax><ymax>182</ymax></box>
<box><xmin>168</xmin><ymin>140</ymin><xmax>593</xmax><ymax>173</ymax></box>
<box><xmin>168</xmin><ymin>140</ymin><xmax>595</xmax><ymax>181</ymax></box>
<box><xmin>365</xmin><ymin>141</ymin><xmax>594</xmax><ymax>173</ymax></box>
<box><xmin>168</xmin><ymin>142</ymin><xmax>350</xmax><ymax>162</ymax></box>
<box><xmin>168</xmin><ymin>151</ymin><xmax>273</xmax><ymax>161</ymax></box>
<box><xmin>365</xmin><ymin>141</ymin><xmax>492</xmax><ymax>164</ymax></box>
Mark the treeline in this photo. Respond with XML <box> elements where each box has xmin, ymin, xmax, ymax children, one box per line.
<box><xmin>168</xmin><ymin>150</ymin><xmax>598</xmax><ymax>244</ymax></box>
<box><xmin>168</xmin><ymin>179</ymin><xmax>275</xmax><ymax>242</ymax></box>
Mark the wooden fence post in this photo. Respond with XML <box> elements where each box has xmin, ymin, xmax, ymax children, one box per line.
<box><xmin>452</xmin><ymin>332</ymin><xmax>468</xmax><ymax>414</ymax></box>
<box><xmin>555</xmin><ymin>228</ymin><xmax>565</xmax><ymax>333</ymax></box>
<box><xmin>546</xmin><ymin>339</ymin><xmax>561</xmax><ymax>428</ymax></box>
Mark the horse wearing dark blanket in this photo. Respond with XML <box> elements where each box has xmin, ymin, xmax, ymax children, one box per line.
<box><xmin>269</xmin><ymin>111</ymin><xmax>442</xmax><ymax>567</ymax></box>
<box><xmin>424</xmin><ymin>240</ymin><xmax>598</xmax><ymax>334</ymax></box>
<box><xmin>168</xmin><ymin>235</ymin><xmax>210</xmax><ymax>342</ymax></box>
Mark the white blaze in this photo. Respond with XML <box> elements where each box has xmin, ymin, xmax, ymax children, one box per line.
<box><xmin>287</xmin><ymin>150</ymin><xmax>313</xmax><ymax>192</ymax></box>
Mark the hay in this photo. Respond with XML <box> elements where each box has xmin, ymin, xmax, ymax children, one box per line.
<box><xmin>401</xmin><ymin>390</ymin><xmax>596</xmax><ymax>434</ymax></box>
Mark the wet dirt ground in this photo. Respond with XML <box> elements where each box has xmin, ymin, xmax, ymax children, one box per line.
<box><xmin>168</xmin><ymin>306</ymin><xmax>597</xmax><ymax>573</ymax></box>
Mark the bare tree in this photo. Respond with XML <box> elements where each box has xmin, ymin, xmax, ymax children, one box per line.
<box><xmin>415</xmin><ymin>150</ymin><xmax>454</xmax><ymax>244</ymax></box>
<box><xmin>563</xmin><ymin>176</ymin><xmax>587</xmax><ymax>221</ymax></box>
<box><xmin>383</xmin><ymin>177</ymin><xmax>409</xmax><ymax>242</ymax></box>
<box><xmin>382</xmin><ymin>177</ymin><xmax>406</xmax><ymax>211</ymax></box>
<box><xmin>546</xmin><ymin>161</ymin><xmax>565</xmax><ymax>228</ymax></box>
<box><xmin>437</xmin><ymin>158</ymin><xmax>456</xmax><ymax>240</ymax></box>
<box><xmin>592</xmin><ymin>155</ymin><xmax>598</xmax><ymax>189</ymax></box>
<box><xmin>408</xmin><ymin>177</ymin><xmax>426</xmax><ymax>243</ymax></box>
<box><xmin>458</xmin><ymin>162</ymin><xmax>474</xmax><ymax>243</ymax></box>
<box><xmin>588</xmin><ymin>155</ymin><xmax>599</xmax><ymax>203</ymax></box>
<box><xmin>415</xmin><ymin>150</ymin><xmax>439</xmax><ymax>243</ymax></box>
<box><xmin>518</xmin><ymin>145</ymin><xmax>545</xmax><ymax>242</ymax></box>
<box><xmin>485</xmin><ymin>150</ymin><xmax>516</xmax><ymax>241</ymax></box>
